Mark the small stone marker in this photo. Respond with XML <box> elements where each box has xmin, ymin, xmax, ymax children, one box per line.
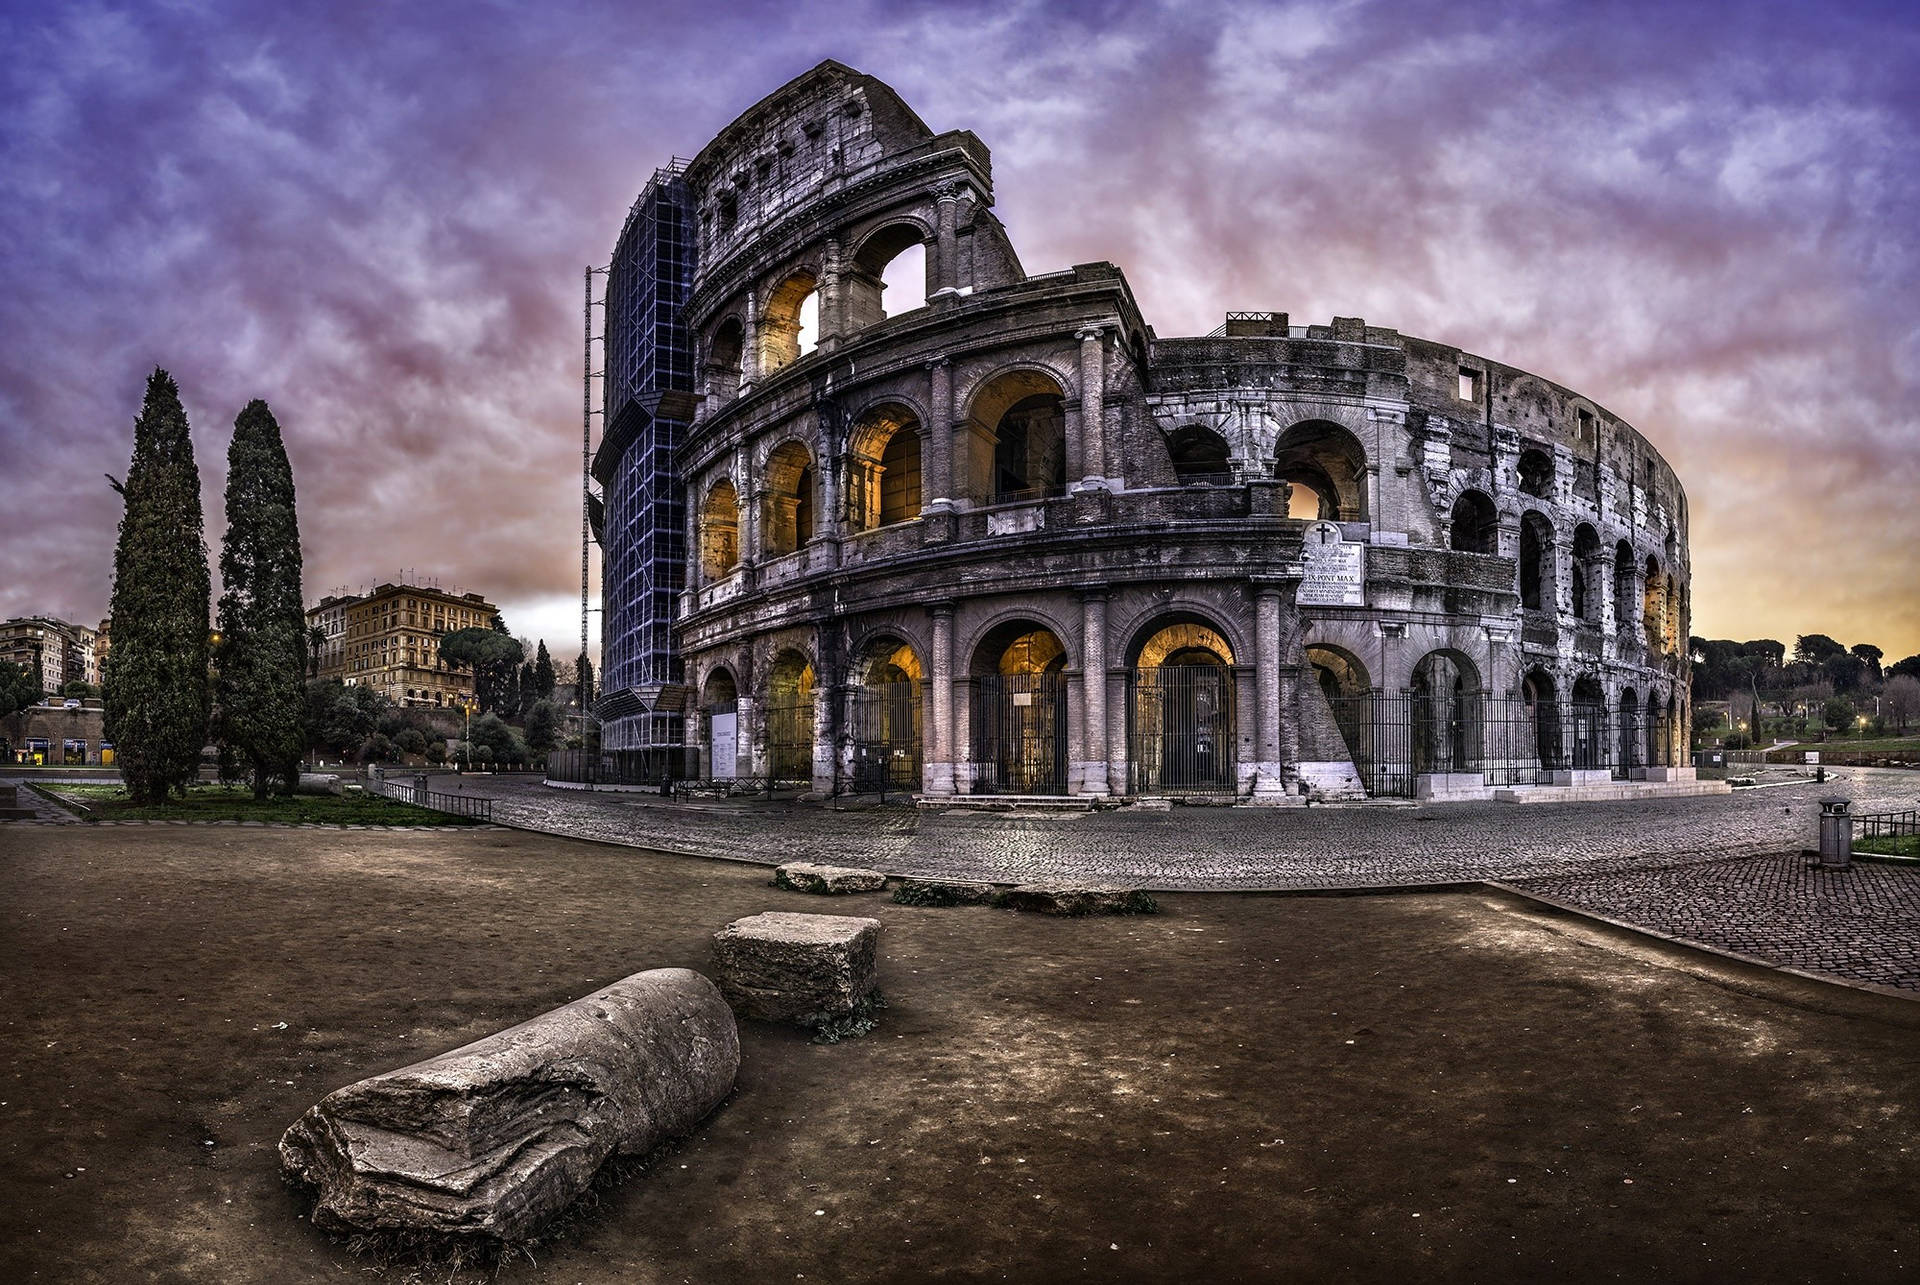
<box><xmin>992</xmin><ymin>884</ymin><xmax>1159</xmax><ymax>917</ymax></box>
<box><xmin>712</xmin><ymin>912</ymin><xmax>880</xmax><ymax>1025</ymax></box>
<box><xmin>892</xmin><ymin>878</ymin><xmax>996</xmax><ymax>907</ymax></box>
<box><xmin>279</xmin><ymin>967</ymin><xmax>738</xmax><ymax>1242</ymax></box>
<box><xmin>772</xmin><ymin>862</ymin><xmax>887</xmax><ymax>894</ymax></box>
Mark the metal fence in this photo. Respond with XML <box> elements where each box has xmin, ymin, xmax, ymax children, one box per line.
<box><xmin>371</xmin><ymin>774</ymin><xmax>493</xmax><ymax>821</ymax></box>
<box><xmin>544</xmin><ymin>747</ymin><xmax>698</xmax><ymax>789</ymax></box>
<box><xmin>1127</xmin><ymin>665</ymin><xmax>1237</xmax><ymax>794</ymax></box>
<box><xmin>971</xmin><ymin>671</ymin><xmax>1067</xmax><ymax>794</ymax></box>
<box><xmin>1325</xmin><ymin>693</ymin><xmax>1679</xmax><ymax>798</ymax></box>
<box><xmin>765</xmin><ymin>698</ymin><xmax>815</xmax><ymax>786</ymax></box>
<box><xmin>1854</xmin><ymin>809</ymin><xmax>1920</xmax><ymax>842</ymax></box>
<box><xmin>848</xmin><ymin>680</ymin><xmax>922</xmax><ymax>794</ymax></box>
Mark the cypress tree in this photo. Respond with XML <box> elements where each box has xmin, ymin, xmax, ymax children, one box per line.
<box><xmin>104</xmin><ymin>369</ymin><xmax>212</xmax><ymax>803</ymax></box>
<box><xmin>577</xmin><ymin>651</ymin><xmax>594</xmax><ymax>707</ymax></box>
<box><xmin>215</xmin><ymin>400</ymin><xmax>308</xmax><ymax>798</ymax></box>
<box><xmin>533</xmin><ymin>640</ymin><xmax>555</xmax><ymax>702</ymax></box>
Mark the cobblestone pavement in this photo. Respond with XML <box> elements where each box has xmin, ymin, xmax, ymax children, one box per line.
<box><xmin>424</xmin><ymin>768</ymin><xmax>1920</xmax><ymax>994</ymax></box>
<box><xmin>1510</xmin><ymin>855</ymin><xmax>1920</xmax><ymax>992</ymax></box>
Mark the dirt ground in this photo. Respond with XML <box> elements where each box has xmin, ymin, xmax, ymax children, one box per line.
<box><xmin>1</xmin><ymin>826</ymin><xmax>1916</xmax><ymax>1284</ymax></box>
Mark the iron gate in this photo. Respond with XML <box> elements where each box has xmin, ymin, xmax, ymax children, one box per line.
<box><xmin>1128</xmin><ymin>665</ymin><xmax>1236</xmax><ymax>794</ymax></box>
<box><xmin>849</xmin><ymin>680</ymin><xmax>922</xmax><ymax>793</ymax></box>
<box><xmin>765</xmin><ymin>697</ymin><xmax>814</xmax><ymax>785</ymax></box>
<box><xmin>1327</xmin><ymin>693</ymin><xmax>1415</xmax><ymax>798</ymax></box>
<box><xmin>970</xmin><ymin>671</ymin><xmax>1066</xmax><ymax>794</ymax></box>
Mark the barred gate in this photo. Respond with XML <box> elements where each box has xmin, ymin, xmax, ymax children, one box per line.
<box><xmin>765</xmin><ymin>698</ymin><xmax>814</xmax><ymax>786</ymax></box>
<box><xmin>971</xmin><ymin>671</ymin><xmax>1066</xmax><ymax>794</ymax></box>
<box><xmin>1327</xmin><ymin>693</ymin><xmax>1415</xmax><ymax>798</ymax></box>
<box><xmin>849</xmin><ymin>680</ymin><xmax>922</xmax><ymax>793</ymax></box>
<box><xmin>1128</xmin><ymin>665</ymin><xmax>1236</xmax><ymax>794</ymax></box>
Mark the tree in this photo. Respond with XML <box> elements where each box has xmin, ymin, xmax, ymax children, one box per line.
<box><xmin>1889</xmin><ymin>654</ymin><xmax>1920</xmax><ymax>682</ymax></box>
<box><xmin>1824</xmin><ymin>651</ymin><xmax>1866</xmax><ymax>693</ymax></box>
<box><xmin>577</xmin><ymin>651</ymin><xmax>594</xmax><ymax>707</ymax></box>
<box><xmin>0</xmin><ymin>660</ymin><xmax>41</xmax><ymax>718</ymax></box>
<box><xmin>214</xmin><ymin>400</ymin><xmax>308</xmax><ymax>798</ymax></box>
<box><xmin>439</xmin><ymin>627</ymin><xmax>522</xmax><ymax>713</ymax></box>
<box><xmin>532</xmin><ymin>641</ymin><xmax>556</xmax><ymax>703</ymax></box>
<box><xmin>525</xmin><ymin>698</ymin><xmax>562</xmax><ymax>753</ymax></box>
<box><xmin>1851</xmin><ymin>643</ymin><xmax>1884</xmax><ymax>681</ymax></box>
<box><xmin>304</xmin><ymin>679</ymin><xmax>383</xmax><ymax>758</ymax></box>
<box><xmin>61</xmin><ymin>680</ymin><xmax>98</xmax><ymax>700</ymax></box>
<box><xmin>1882</xmin><ymin>674</ymin><xmax>1920</xmax><ymax>733</ymax></box>
<box><xmin>307</xmin><ymin>625</ymin><xmax>327</xmax><ymax>680</ymax></box>
<box><xmin>1823</xmin><ymin>697</ymin><xmax>1855</xmax><ymax>732</ymax></box>
<box><xmin>1793</xmin><ymin>634</ymin><xmax>1845</xmax><ymax>666</ymax></box>
<box><xmin>103</xmin><ymin>369</ymin><xmax>211</xmax><ymax>803</ymax></box>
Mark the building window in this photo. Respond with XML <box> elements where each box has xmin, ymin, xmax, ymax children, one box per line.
<box><xmin>1458</xmin><ymin>367</ymin><xmax>1482</xmax><ymax>403</ymax></box>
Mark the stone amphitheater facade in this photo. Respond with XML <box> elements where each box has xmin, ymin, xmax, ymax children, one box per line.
<box><xmin>605</xmin><ymin>61</ymin><xmax>1693</xmax><ymax>802</ymax></box>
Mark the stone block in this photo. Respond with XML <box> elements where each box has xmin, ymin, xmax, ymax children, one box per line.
<box><xmin>279</xmin><ymin>967</ymin><xmax>738</xmax><ymax>1243</ymax></box>
<box><xmin>772</xmin><ymin>862</ymin><xmax>887</xmax><ymax>894</ymax></box>
<box><xmin>992</xmin><ymin>884</ymin><xmax>1159</xmax><ymax>917</ymax></box>
<box><xmin>712</xmin><ymin>912</ymin><xmax>880</xmax><ymax>1024</ymax></box>
<box><xmin>892</xmin><ymin>878</ymin><xmax>996</xmax><ymax>907</ymax></box>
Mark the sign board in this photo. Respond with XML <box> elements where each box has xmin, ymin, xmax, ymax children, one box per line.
<box><xmin>1804</xmin><ymin>751</ymin><xmax>1819</xmax><ymax>766</ymax></box>
<box><xmin>710</xmin><ymin>712</ymin><xmax>737</xmax><ymax>780</ymax></box>
<box><xmin>1296</xmin><ymin>521</ymin><xmax>1365</xmax><ymax>607</ymax></box>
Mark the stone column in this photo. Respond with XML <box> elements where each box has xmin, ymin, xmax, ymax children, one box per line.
<box><xmin>739</xmin><ymin>289</ymin><xmax>760</xmax><ymax>393</ymax></box>
<box><xmin>926</xmin><ymin>605</ymin><xmax>956</xmax><ymax>795</ymax></box>
<box><xmin>1251</xmin><ymin>588</ymin><xmax>1288</xmax><ymax>800</ymax></box>
<box><xmin>1075</xmin><ymin>328</ymin><xmax>1108</xmax><ymax>488</ymax></box>
<box><xmin>1078</xmin><ymin>593</ymin><xmax>1110</xmax><ymax>796</ymax></box>
<box><xmin>931</xmin><ymin>185</ymin><xmax>961</xmax><ymax>299</ymax></box>
<box><xmin>924</xmin><ymin>359</ymin><xmax>953</xmax><ymax>510</ymax></box>
<box><xmin>816</xmin><ymin>237</ymin><xmax>845</xmax><ymax>350</ymax></box>
<box><xmin>811</xmin><ymin>677</ymin><xmax>834</xmax><ymax>798</ymax></box>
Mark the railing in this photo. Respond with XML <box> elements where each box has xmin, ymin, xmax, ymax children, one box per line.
<box><xmin>1723</xmin><ymin>746</ymin><xmax>1920</xmax><ymax>769</ymax></box>
<box><xmin>1854</xmin><ymin>809</ymin><xmax>1919</xmax><ymax>841</ymax></box>
<box><xmin>370</xmin><ymin>774</ymin><xmax>493</xmax><ymax>821</ymax></box>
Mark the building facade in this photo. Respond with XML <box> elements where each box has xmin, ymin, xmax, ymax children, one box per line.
<box><xmin>1</xmin><ymin>617</ymin><xmax>101</xmax><ymax>693</ymax></box>
<box><xmin>306</xmin><ymin>584</ymin><xmax>498</xmax><ymax>708</ymax></box>
<box><xmin>593</xmin><ymin>62</ymin><xmax>1693</xmax><ymax>801</ymax></box>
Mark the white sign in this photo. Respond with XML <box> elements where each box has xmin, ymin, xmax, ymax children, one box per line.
<box><xmin>1297</xmin><ymin>521</ymin><xmax>1365</xmax><ymax>607</ymax></box>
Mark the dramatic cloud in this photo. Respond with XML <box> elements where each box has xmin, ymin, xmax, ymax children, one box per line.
<box><xmin>2</xmin><ymin>0</ymin><xmax>1916</xmax><ymax>660</ymax></box>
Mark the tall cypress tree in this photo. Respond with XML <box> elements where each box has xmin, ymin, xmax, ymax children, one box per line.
<box><xmin>533</xmin><ymin>640</ymin><xmax>555</xmax><ymax>702</ymax></box>
<box><xmin>215</xmin><ymin>400</ymin><xmax>308</xmax><ymax>798</ymax></box>
<box><xmin>104</xmin><ymin>369</ymin><xmax>211</xmax><ymax>803</ymax></box>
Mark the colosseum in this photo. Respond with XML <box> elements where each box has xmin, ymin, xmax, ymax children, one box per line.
<box><xmin>585</xmin><ymin>60</ymin><xmax>1698</xmax><ymax>804</ymax></box>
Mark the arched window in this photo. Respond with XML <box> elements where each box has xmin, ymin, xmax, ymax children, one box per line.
<box><xmin>1519</xmin><ymin>511</ymin><xmax>1555</xmax><ymax>611</ymax></box>
<box><xmin>847</xmin><ymin>404</ymin><xmax>923</xmax><ymax>531</ymax></box>
<box><xmin>846</xmin><ymin>222</ymin><xmax>929</xmax><ymax>329</ymax></box>
<box><xmin>1643</xmin><ymin>556</ymin><xmax>1663</xmax><ymax>652</ymax></box>
<box><xmin>1613</xmin><ymin>541</ymin><xmax>1636</xmax><ymax>635</ymax></box>
<box><xmin>698</xmin><ymin>479</ymin><xmax>740</xmax><ymax>579</ymax></box>
<box><xmin>759</xmin><ymin>272</ymin><xmax>819</xmax><ymax>375</ymax></box>
<box><xmin>965</xmin><ymin>370</ymin><xmax>1067</xmax><ymax>504</ymax></box>
<box><xmin>1517</xmin><ymin>448</ymin><xmax>1554</xmax><ymax>499</ymax></box>
<box><xmin>1571</xmin><ymin>524</ymin><xmax>1601</xmax><ymax>621</ymax></box>
<box><xmin>1449</xmin><ymin>490</ymin><xmax>1497</xmax><ymax>554</ymax></box>
<box><xmin>1275</xmin><ymin>420</ymin><xmax>1367</xmax><ymax>521</ymax></box>
<box><xmin>763</xmin><ymin>441</ymin><xmax>815</xmax><ymax>555</ymax></box>
<box><xmin>704</xmin><ymin>316</ymin><xmax>745</xmax><ymax>403</ymax></box>
<box><xmin>1168</xmin><ymin>425</ymin><xmax>1232</xmax><ymax>485</ymax></box>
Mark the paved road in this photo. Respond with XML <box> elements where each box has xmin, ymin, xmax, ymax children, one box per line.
<box><xmin>425</xmin><ymin>768</ymin><xmax>1920</xmax><ymax>993</ymax></box>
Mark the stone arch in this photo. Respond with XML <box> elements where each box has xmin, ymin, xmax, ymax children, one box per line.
<box><xmin>1570</xmin><ymin>674</ymin><xmax>1607</xmax><ymax>769</ymax></box>
<box><xmin>962</xmin><ymin>366</ymin><xmax>1069</xmax><ymax>504</ymax></box>
<box><xmin>764</xmin><ymin>648</ymin><xmax>816</xmax><ymax>784</ymax></box>
<box><xmin>704</xmin><ymin>314</ymin><xmax>745</xmax><ymax>402</ymax></box>
<box><xmin>1409</xmin><ymin>648</ymin><xmax>1483</xmax><ymax>774</ymax></box>
<box><xmin>1642</xmin><ymin>554</ymin><xmax>1664</xmax><ymax>651</ymax></box>
<box><xmin>1126</xmin><ymin>614</ymin><xmax>1237</xmax><ymax>794</ymax></box>
<box><xmin>1570</xmin><ymin>523</ymin><xmax>1602</xmax><ymax>622</ymax></box>
<box><xmin>1275</xmin><ymin>420</ymin><xmax>1367</xmax><ymax>521</ymax></box>
<box><xmin>1522</xmin><ymin>666</ymin><xmax>1563</xmax><ymax>770</ymax></box>
<box><xmin>1449</xmin><ymin>489</ymin><xmax>1497</xmax><ymax>554</ymax></box>
<box><xmin>847</xmin><ymin>632</ymin><xmax>923</xmax><ymax>792</ymax></box>
<box><xmin>846</xmin><ymin>401</ymin><xmax>922</xmax><ymax>531</ymax></box>
<box><xmin>846</xmin><ymin>219</ymin><xmax>930</xmax><ymax>327</ymax></box>
<box><xmin>968</xmin><ymin>618</ymin><xmax>1070</xmax><ymax>795</ymax></box>
<box><xmin>763</xmin><ymin>439</ymin><xmax>816</xmax><ymax>555</ymax></box>
<box><xmin>701</xmin><ymin>665</ymin><xmax>742</xmax><ymax>782</ymax></box>
<box><xmin>1618</xmin><ymin>686</ymin><xmax>1641</xmax><ymax>771</ymax></box>
<box><xmin>1519</xmin><ymin>510</ymin><xmax>1556</xmax><ymax>612</ymax></box>
<box><xmin>1613</xmin><ymin>540</ymin><xmax>1637</xmax><ymax>635</ymax></box>
<box><xmin>1517</xmin><ymin>447</ymin><xmax>1554</xmax><ymax>499</ymax></box>
<box><xmin>698</xmin><ymin>478</ymin><xmax>741</xmax><ymax>580</ymax></box>
<box><xmin>1167</xmin><ymin>424</ymin><xmax>1232</xmax><ymax>484</ymax></box>
<box><xmin>1306</xmin><ymin>643</ymin><xmax>1371</xmax><ymax>700</ymax></box>
<box><xmin>759</xmin><ymin>269</ymin><xmax>819</xmax><ymax>374</ymax></box>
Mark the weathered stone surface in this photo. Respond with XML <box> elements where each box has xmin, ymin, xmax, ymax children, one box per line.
<box><xmin>992</xmin><ymin>884</ymin><xmax>1159</xmax><ymax>917</ymax></box>
<box><xmin>712</xmin><ymin>912</ymin><xmax>880</xmax><ymax>1024</ymax></box>
<box><xmin>892</xmin><ymin>878</ymin><xmax>996</xmax><ymax>907</ymax></box>
<box><xmin>772</xmin><ymin>862</ymin><xmax>887</xmax><ymax>895</ymax></box>
<box><xmin>294</xmin><ymin>773</ymin><xmax>343</xmax><ymax>796</ymax></box>
<box><xmin>279</xmin><ymin>967</ymin><xmax>738</xmax><ymax>1242</ymax></box>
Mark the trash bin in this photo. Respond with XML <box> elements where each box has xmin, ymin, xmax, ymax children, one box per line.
<box><xmin>1817</xmin><ymin>797</ymin><xmax>1852</xmax><ymax>869</ymax></box>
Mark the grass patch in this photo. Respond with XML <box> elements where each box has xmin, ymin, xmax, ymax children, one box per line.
<box><xmin>47</xmin><ymin>783</ymin><xmax>476</xmax><ymax>826</ymax></box>
<box><xmin>1855</xmin><ymin>834</ymin><xmax>1920</xmax><ymax>860</ymax></box>
<box><xmin>1778</xmin><ymin>737</ymin><xmax>1920</xmax><ymax>755</ymax></box>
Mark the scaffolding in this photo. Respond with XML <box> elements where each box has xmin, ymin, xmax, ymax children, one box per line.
<box><xmin>594</xmin><ymin>161</ymin><xmax>696</xmax><ymax>779</ymax></box>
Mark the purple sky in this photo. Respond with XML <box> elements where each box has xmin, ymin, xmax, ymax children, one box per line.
<box><xmin>3</xmin><ymin>0</ymin><xmax>1917</xmax><ymax>662</ymax></box>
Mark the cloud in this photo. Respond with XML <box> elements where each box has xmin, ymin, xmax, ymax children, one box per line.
<box><xmin>2</xmin><ymin>0</ymin><xmax>1916</xmax><ymax>660</ymax></box>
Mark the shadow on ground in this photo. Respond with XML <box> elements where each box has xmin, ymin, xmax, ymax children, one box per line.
<box><xmin>1</xmin><ymin>827</ymin><xmax>1914</xmax><ymax>1283</ymax></box>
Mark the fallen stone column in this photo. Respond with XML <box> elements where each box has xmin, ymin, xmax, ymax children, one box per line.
<box><xmin>280</xmin><ymin>967</ymin><xmax>738</xmax><ymax>1242</ymax></box>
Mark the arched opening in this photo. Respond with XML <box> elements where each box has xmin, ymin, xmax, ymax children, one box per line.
<box><xmin>759</xmin><ymin>271</ymin><xmax>819</xmax><ymax>375</ymax></box>
<box><xmin>704</xmin><ymin>668</ymin><xmax>739</xmax><ymax>781</ymax></box>
<box><xmin>847</xmin><ymin>404</ymin><xmax>922</xmax><ymax>531</ymax></box>
<box><xmin>1571</xmin><ymin>524</ymin><xmax>1601</xmax><ymax>622</ymax></box>
<box><xmin>704</xmin><ymin>316</ymin><xmax>745</xmax><ymax>403</ymax></box>
<box><xmin>1307</xmin><ymin>644</ymin><xmax>1371</xmax><ymax>701</ymax></box>
<box><xmin>1619</xmin><ymin>687</ymin><xmax>1640</xmax><ymax>774</ymax></box>
<box><xmin>765</xmin><ymin>650</ymin><xmax>815</xmax><ymax>785</ymax></box>
<box><xmin>1662</xmin><ymin>693</ymin><xmax>1677</xmax><ymax>766</ymax></box>
<box><xmin>1613</xmin><ymin>541</ymin><xmax>1637</xmax><ymax>637</ymax></box>
<box><xmin>1642</xmin><ymin>555</ymin><xmax>1664</xmax><ymax>653</ymax></box>
<box><xmin>846</xmin><ymin>222</ymin><xmax>929</xmax><ymax>328</ymax></box>
<box><xmin>1275</xmin><ymin>420</ymin><xmax>1367</xmax><ymax>521</ymax></box>
<box><xmin>1168</xmin><ymin>425</ymin><xmax>1232</xmax><ymax>485</ymax></box>
<box><xmin>965</xmin><ymin>370</ymin><xmax>1067</xmax><ymax>504</ymax></box>
<box><xmin>763</xmin><ymin>441</ymin><xmax>815</xmax><ymax>556</ymax></box>
<box><xmin>1570</xmin><ymin>675</ymin><xmax>1606</xmax><ymax>768</ymax></box>
<box><xmin>698</xmin><ymin>479</ymin><xmax>740</xmax><ymax>580</ymax></box>
<box><xmin>1519</xmin><ymin>511</ymin><xmax>1555</xmax><ymax>612</ymax></box>
<box><xmin>849</xmin><ymin>637</ymin><xmax>923</xmax><ymax>793</ymax></box>
<box><xmin>1523</xmin><ymin>668</ymin><xmax>1562</xmax><ymax>771</ymax></box>
<box><xmin>1127</xmin><ymin>618</ymin><xmax>1236</xmax><ymax>794</ymax></box>
<box><xmin>1663</xmin><ymin>575</ymin><xmax>1680</xmax><ymax>654</ymax></box>
<box><xmin>1410</xmin><ymin>649</ymin><xmax>1482</xmax><ymax>774</ymax></box>
<box><xmin>1449</xmin><ymin>490</ymin><xmax>1497</xmax><ymax>554</ymax></box>
<box><xmin>1517</xmin><ymin>448</ymin><xmax>1554</xmax><ymax>499</ymax></box>
<box><xmin>969</xmin><ymin>621</ymin><xmax>1068</xmax><ymax>794</ymax></box>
